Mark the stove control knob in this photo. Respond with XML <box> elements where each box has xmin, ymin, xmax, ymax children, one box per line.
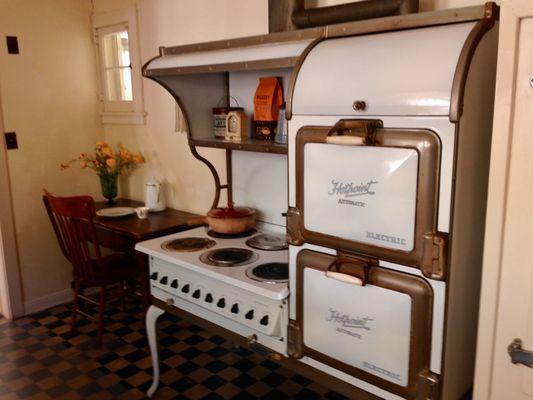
<box><xmin>171</xmin><ymin>279</ymin><xmax>178</xmax><ymax>289</ymax></box>
<box><xmin>181</xmin><ymin>284</ymin><xmax>190</xmax><ymax>294</ymax></box>
<box><xmin>231</xmin><ymin>304</ymin><xmax>239</xmax><ymax>314</ymax></box>
<box><xmin>159</xmin><ymin>276</ymin><xmax>168</xmax><ymax>285</ymax></box>
<box><xmin>260</xmin><ymin>315</ymin><xmax>269</xmax><ymax>326</ymax></box>
<box><xmin>217</xmin><ymin>298</ymin><xmax>226</xmax><ymax>308</ymax></box>
<box><xmin>150</xmin><ymin>272</ymin><xmax>158</xmax><ymax>281</ymax></box>
<box><xmin>192</xmin><ymin>289</ymin><xmax>201</xmax><ymax>299</ymax></box>
<box><xmin>205</xmin><ymin>293</ymin><xmax>213</xmax><ymax>303</ymax></box>
<box><xmin>245</xmin><ymin>310</ymin><xmax>254</xmax><ymax>320</ymax></box>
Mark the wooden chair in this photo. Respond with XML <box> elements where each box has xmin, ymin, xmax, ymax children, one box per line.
<box><xmin>43</xmin><ymin>190</ymin><xmax>137</xmax><ymax>346</ymax></box>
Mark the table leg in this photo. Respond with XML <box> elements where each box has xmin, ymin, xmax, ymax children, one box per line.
<box><xmin>146</xmin><ymin>305</ymin><xmax>165</xmax><ymax>398</ymax></box>
<box><xmin>136</xmin><ymin>252</ymin><xmax>151</xmax><ymax>309</ymax></box>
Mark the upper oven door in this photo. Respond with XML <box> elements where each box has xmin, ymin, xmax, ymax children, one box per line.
<box><xmin>290</xmin><ymin>119</ymin><xmax>447</xmax><ymax>279</ymax></box>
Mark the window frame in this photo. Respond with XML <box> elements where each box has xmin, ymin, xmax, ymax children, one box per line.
<box><xmin>93</xmin><ymin>7</ymin><xmax>146</xmax><ymax>125</ymax></box>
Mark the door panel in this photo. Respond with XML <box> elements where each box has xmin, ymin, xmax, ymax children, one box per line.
<box><xmin>475</xmin><ymin>8</ymin><xmax>533</xmax><ymax>400</ymax></box>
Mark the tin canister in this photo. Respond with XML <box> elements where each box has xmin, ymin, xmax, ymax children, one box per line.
<box><xmin>212</xmin><ymin>97</ymin><xmax>243</xmax><ymax>138</ymax></box>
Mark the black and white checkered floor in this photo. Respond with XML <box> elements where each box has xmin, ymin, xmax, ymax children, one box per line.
<box><xmin>0</xmin><ymin>301</ymin><xmax>348</xmax><ymax>399</ymax></box>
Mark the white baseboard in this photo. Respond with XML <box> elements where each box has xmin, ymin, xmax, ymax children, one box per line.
<box><xmin>24</xmin><ymin>288</ymin><xmax>72</xmax><ymax>315</ymax></box>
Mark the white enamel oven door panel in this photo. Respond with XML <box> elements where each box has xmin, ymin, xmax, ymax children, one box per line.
<box><xmin>291</xmin><ymin>250</ymin><xmax>434</xmax><ymax>398</ymax></box>
<box><xmin>292</xmin><ymin>122</ymin><xmax>443</xmax><ymax>276</ymax></box>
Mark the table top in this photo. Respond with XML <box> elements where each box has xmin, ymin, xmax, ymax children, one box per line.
<box><xmin>94</xmin><ymin>198</ymin><xmax>203</xmax><ymax>241</ymax></box>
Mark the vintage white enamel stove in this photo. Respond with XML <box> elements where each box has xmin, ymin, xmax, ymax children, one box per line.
<box><xmin>135</xmin><ymin>225</ymin><xmax>289</xmax><ymax>396</ymax></box>
<box><xmin>139</xmin><ymin>4</ymin><xmax>499</xmax><ymax>400</ymax></box>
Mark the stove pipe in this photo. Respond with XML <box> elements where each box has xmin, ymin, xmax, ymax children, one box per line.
<box><xmin>269</xmin><ymin>0</ymin><xmax>419</xmax><ymax>31</ymax></box>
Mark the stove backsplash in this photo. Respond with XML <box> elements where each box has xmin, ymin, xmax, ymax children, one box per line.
<box><xmin>232</xmin><ymin>150</ymin><xmax>287</xmax><ymax>227</ymax></box>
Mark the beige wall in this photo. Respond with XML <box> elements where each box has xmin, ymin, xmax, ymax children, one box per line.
<box><xmin>94</xmin><ymin>0</ymin><xmax>269</xmax><ymax>215</ymax></box>
<box><xmin>0</xmin><ymin>0</ymin><xmax>102</xmax><ymax>309</ymax></box>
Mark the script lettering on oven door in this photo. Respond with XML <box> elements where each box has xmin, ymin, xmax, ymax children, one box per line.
<box><xmin>328</xmin><ymin>179</ymin><xmax>378</xmax><ymax>208</ymax></box>
<box><xmin>326</xmin><ymin>308</ymin><xmax>373</xmax><ymax>340</ymax></box>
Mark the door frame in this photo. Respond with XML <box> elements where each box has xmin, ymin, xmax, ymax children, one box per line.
<box><xmin>0</xmin><ymin>82</ymin><xmax>24</xmax><ymax>319</ymax></box>
<box><xmin>473</xmin><ymin>1</ymin><xmax>533</xmax><ymax>398</ymax></box>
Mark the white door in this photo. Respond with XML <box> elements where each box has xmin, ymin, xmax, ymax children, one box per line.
<box><xmin>474</xmin><ymin>2</ymin><xmax>533</xmax><ymax>399</ymax></box>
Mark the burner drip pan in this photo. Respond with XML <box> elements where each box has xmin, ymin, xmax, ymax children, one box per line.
<box><xmin>246</xmin><ymin>262</ymin><xmax>289</xmax><ymax>283</ymax></box>
<box><xmin>206</xmin><ymin>228</ymin><xmax>257</xmax><ymax>239</ymax></box>
<box><xmin>246</xmin><ymin>233</ymin><xmax>288</xmax><ymax>251</ymax></box>
<box><xmin>200</xmin><ymin>247</ymin><xmax>258</xmax><ymax>267</ymax></box>
<box><xmin>161</xmin><ymin>237</ymin><xmax>216</xmax><ymax>252</ymax></box>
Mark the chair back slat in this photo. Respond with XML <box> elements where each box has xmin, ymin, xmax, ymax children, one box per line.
<box><xmin>43</xmin><ymin>191</ymin><xmax>101</xmax><ymax>283</ymax></box>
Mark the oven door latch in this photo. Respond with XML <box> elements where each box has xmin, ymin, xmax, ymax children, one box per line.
<box><xmin>325</xmin><ymin>119</ymin><xmax>383</xmax><ymax>146</ymax></box>
<box><xmin>421</xmin><ymin>232</ymin><xmax>448</xmax><ymax>281</ymax></box>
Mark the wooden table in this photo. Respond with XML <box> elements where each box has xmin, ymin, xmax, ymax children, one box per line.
<box><xmin>93</xmin><ymin>198</ymin><xmax>202</xmax><ymax>307</ymax></box>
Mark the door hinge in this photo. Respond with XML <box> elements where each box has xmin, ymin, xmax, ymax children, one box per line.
<box><xmin>287</xmin><ymin>320</ymin><xmax>303</xmax><ymax>359</ymax></box>
<box><xmin>421</xmin><ymin>232</ymin><xmax>448</xmax><ymax>281</ymax></box>
<box><xmin>286</xmin><ymin>207</ymin><xmax>304</xmax><ymax>246</ymax></box>
<box><xmin>416</xmin><ymin>370</ymin><xmax>440</xmax><ymax>400</ymax></box>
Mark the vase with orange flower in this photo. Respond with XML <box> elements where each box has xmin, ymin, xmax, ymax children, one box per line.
<box><xmin>61</xmin><ymin>141</ymin><xmax>145</xmax><ymax>205</ymax></box>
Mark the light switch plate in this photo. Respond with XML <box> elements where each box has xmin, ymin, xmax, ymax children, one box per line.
<box><xmin>6</xmin><ymin>36</ymin><xmax>19</xmax><ymax>54</ymax></box>
<box><xmin>4</xmin><ymin>132</ymin><xmax>18</xmax><ymax>150</ymax></box>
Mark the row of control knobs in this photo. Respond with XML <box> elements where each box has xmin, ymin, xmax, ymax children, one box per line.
<box><xmin>151</xmin><ymin>272</ymin><xmax>269</xmax><ymax>326</ymax></box>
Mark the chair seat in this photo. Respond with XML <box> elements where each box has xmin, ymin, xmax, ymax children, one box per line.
<box><xmin>75</xmin><ymin>253</ymin><xmax>137</xmax><ymax>287</ymax></box>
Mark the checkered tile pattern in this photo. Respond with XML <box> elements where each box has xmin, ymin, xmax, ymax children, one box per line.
<box><xmin>0</xmin><ymin>300</ymin><xmax>348</xmax><ymax>399</ymax></box>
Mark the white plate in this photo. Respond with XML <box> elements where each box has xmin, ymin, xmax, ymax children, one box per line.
<box><xmin>96</xmin><ymin>207</ymin><xmax>135</xmax><ymax>218</ymax></box>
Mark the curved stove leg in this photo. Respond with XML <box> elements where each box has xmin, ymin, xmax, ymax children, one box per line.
<box><xmin>146</xmin><ymin>305</ymin><xmax>165</xmax><ymax>398</ymax></box>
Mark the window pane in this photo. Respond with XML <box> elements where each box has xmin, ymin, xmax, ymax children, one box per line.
<box><xmin>105</xmin><ymin>67</ymin><xmax>133</xmax><ymax>101</ymax></box>
<box><xmin>102</xmin><ymin>30</ymin><xmax>130</xmax><ymax>68</ymax></box>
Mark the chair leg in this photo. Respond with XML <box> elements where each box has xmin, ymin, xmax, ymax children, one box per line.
<box><xmin>97</xmin><ymin>286</ymin><xmax>106</xmax><ymax>347</ymax></box>
<box><xmin>71</xmin><ymin>282</ymin><xmax>80</xmax><ymax>333</ymax></box>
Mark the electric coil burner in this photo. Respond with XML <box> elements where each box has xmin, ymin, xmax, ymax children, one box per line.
<box><xmin>246</xmin><ymin>262</ymin><xmax>289</xmax><ymax>283</ymax></box>
<box><xmin>161</xmin><ymin>237</ymin><xmax>216</xmax><ymax>252</ymax></box>
<box><xmin>200</xmin><ymin>247</ymin><xmax>259</xmax><ymax>267</ymax></box>
<box><xmin>246</xmin><ymin>233</ymin><xmax>288</xmax><ymax>251</ymax></box>
<box><xmin>206</xmin><ymin>228</ymin><xmax>257</xmax><ymax>239</ymax></box>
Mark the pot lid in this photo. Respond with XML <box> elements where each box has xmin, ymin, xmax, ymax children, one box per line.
<box><xmin>207</xmin><ymin>202</ymin><xmax>255</xmax><ymax>219</ymax></box>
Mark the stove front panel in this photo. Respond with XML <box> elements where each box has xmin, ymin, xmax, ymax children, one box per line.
<box><xmin>149</xmin><ymin>256</ymin><xmax>286</xmax><ymax>338</ymax></box>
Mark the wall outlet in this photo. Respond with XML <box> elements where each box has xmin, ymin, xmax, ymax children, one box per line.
<box><xmin>4</xmin><ymin>132</ymin><xmax>18</xmax><ymax>150</ymax></box>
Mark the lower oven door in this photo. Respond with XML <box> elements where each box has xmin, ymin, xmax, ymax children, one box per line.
<box><xmin>290</xmin><ymin>249</ymin><xmax>436</xmax><ymax>399</ymax></box>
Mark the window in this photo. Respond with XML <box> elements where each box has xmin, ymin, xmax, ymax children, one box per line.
<box><xmin>93</xmin><ymin>8</ymin><xmax>146</xmax><ymax>125</ymax></box>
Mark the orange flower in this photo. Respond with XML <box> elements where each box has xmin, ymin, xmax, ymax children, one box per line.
<box><xmin>102</xmin><ymin>146</ymin><xmax>114</xmax><ymax>157</ymax></box>
<box><xmin>106</xmin><ymin>158</ymin><xmax>116</xmax><ymax>168</ymax></box>
<box><xmin>133</xmin><ymin>154</ymin><xmax>145</xmax><ymax>164</ymax></box>
<box><xmin>120</xmin><ymin>149</ymin><xmax>131</xmax><ymax>160</ymax></box>
<box><xmin>60</xmin><ymin>163</ymin><xmax>69</xmax><ymax>170</ymax></box>
<box><xmin>78</xmin><ymin>152</ymin><xmax>87</xmax><ymax>160</ymax></box>
<box><xmin>80</xmin><ymin>160</ymin><xmax>88</xmax><ymax>169</ymax></box>
<box><xmin>96</xmin><ymin>141</ymin><xmax>107</xmax><ymax>148</ymax></box>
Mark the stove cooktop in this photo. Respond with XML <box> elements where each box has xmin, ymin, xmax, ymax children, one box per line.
<box><xmin>135</xmin><ymin>226</ymin><xmax>289</xmax><ymax>300</ymax></box>
<box><xmin>246</xmin><ymin>262</ymin><xmax>288</xmax><ymax>283</ymax></box>
<box><xmin>161</xmin><ymin>237</ymin><xmax>216</xmax><ymax>252</ymax></box>
<box><xmin>200</xmin><ymin>247</ymin><xmax>259</xmax><ymax>267</ymax></box>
